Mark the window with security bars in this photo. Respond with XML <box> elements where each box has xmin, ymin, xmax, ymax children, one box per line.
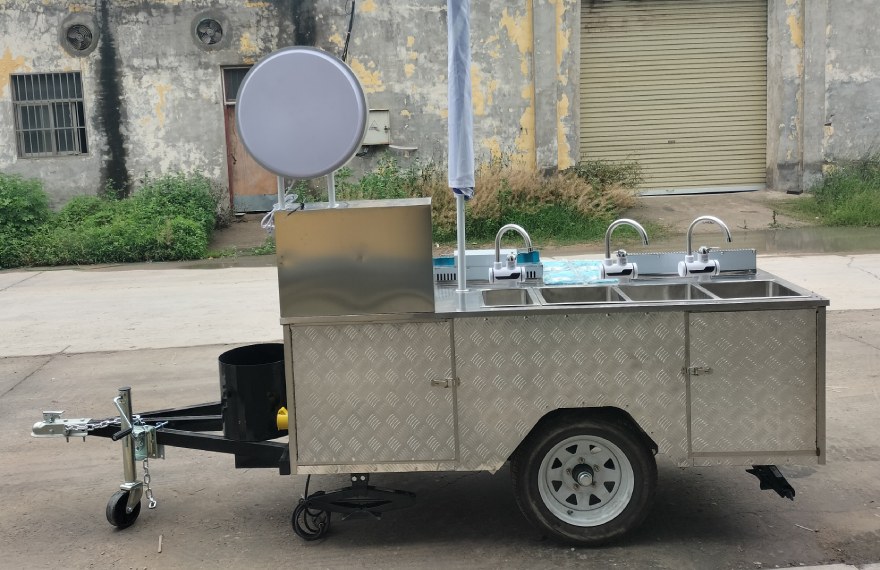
<box><xmin>223</xmin><ymin>67</ymin><xmax>251</xmax><ymax>104</ymax></box>
<box><xmin>11</xmin><ymin>72</ymin><xmax>89</xmax><ymax>157</ymax></box>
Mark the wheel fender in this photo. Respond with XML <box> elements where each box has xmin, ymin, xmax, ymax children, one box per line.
<box><xmin>509</xmin><ymin>407</ymin><xmax>658</xmax><ymax>462</ymax></box>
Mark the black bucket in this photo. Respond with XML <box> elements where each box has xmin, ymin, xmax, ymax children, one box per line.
<box><xmin>218</xmin><ymin>343</ymin><xmax>286</xmax><ymax>442</ymax></box>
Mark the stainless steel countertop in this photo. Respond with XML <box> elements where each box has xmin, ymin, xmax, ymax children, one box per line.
<box><xmin>432</xmin><ymin>269</ymin><xmax>829</xmax><ymax>318</ymax></box>
<box><xmin>280</xmin><ymin>270</ymin><xmax>829</xmax><ymax>325</ymax></box>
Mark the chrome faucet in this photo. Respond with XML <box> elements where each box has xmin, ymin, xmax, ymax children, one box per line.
<box><xmin>601</xmin><ymin>219</ymin><xmax>649</xmax><ymax>279</ymax></box>
<box><xmin>489</xmin><ymin>224</ymin><xmax>533</xmax><ymax>283</ymax></box>
<box><xmin>678</xmin><ymin>215</ymin><xmax>732</xmax><ymax>277</ymax></box>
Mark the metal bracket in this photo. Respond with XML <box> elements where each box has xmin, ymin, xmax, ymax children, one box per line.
<box><xmin>133</xmin><ymin>425</ymin><xmax>165</xmax><ymax>460</ymax></box>
<box><xmin>430</xmin><ymin>377</ymin><xmax>460</xmax><ymax>389</ymax></box>
<box><xmin>746</xmin><ymin>465</ymin><xmax>796</xmax><ymax>500</ymax></box>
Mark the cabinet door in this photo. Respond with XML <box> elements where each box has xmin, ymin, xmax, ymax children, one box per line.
<box><xmin>689</xmin><ymin>310</ymin><xmax>817</xmax><ymax>454</ymax></box>
<box><xmin>292</xmin><ymin>321</ymin><xmax>455</xmax><ymax>465</ymax></box>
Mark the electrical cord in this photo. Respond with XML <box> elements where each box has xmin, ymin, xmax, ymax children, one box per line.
<box><xmin>341</xmin><ymin>0</ymin><xmax>355</xmax><ymax>62</ymax></box>
<box><xmin>260</xmin><ymin>193</ymin><xmax>303</xmax><ymax>234</ymax></box>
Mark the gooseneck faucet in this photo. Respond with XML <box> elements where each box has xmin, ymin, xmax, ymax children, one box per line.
<box><xmin>601</xmin><ymin>219</ymin><xmax>649</xmax><ymax>279</ymax></box>
<box><xmin>678</xmin><ymin>215</ymin><xmax>733</xmax><ymax>277</ymax></box>
<box><xmin>489</xmin><ymin>224</ymin><xmax>533</xmax><ymax>283</ymax></box>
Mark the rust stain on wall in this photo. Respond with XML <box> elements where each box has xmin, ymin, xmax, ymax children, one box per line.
<box><xmin>469</xmin><ymin>65</ymin><xmax>498</xmax><ymax>116</ymax></box>
<box><xmin>481</xmin><ymin>136</ymin><xmax>503</xmax><ymax>161</ymax></box>
<box><xmin>787</xmin><ymin>12</ymin><xmax>803</xmax><ymax>49</ymax></box>
<box><xmin>328</xmin><ymin>32</ymin><xmax>344</xmax><ymax>48</ymax></box>
<box><xmin>557</xmin><ymin>93</ymin><xmax>572</xmax><ymax>170</ymax></box>
<box><xmin>154</xmin><ymin>84</ymin><xmax>171</xmax><ymax>128</ymax></box>
<box><xmin>349</xmin><ymin>57</ymin><xmax>385</xmax><ymax>93</ymax></box>
<box><xmin>0</xmin><ymin>48</ymin><xmax>29</xmax><ymax>95</ymax></box>
<box><xmin>499</xmin><ymin>3</ymin><xmax>536</xmax><ymax>169</ymax></box>
<box><xmin>360</xmin><ymin>0</ymin><xmax>377</xmax><ymax>14</ymax></box>
<box><xmin>239</xmin><ymin>32</ymin><xmax>259</xmax><ymax>56</ymax></box>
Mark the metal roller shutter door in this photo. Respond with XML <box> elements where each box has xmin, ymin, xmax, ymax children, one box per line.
<box><xmin>580</xmin><ymin>0</ymin><xmax>768</xmax><ymax>194</ymax></box>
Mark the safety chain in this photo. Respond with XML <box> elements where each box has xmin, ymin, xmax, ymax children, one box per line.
<box><xmin>143</xmin><ymin>458</ymin><xmax>157</xmax><ymax>509</ymax></box>
<box><xmin>65</xmin><ymin>414</ymin><xmax>148</xmax><ymax>436</ymax></box>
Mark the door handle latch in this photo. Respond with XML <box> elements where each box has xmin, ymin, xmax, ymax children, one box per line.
<box><xmin>431</xmin><ymin>377</ymin><xmax>460</xmax><ymax>388</ymax></box>
<box><xmin>685</xmin><ymin>366</ymin><xmax>713</xmax><ymax>376</ymax></box>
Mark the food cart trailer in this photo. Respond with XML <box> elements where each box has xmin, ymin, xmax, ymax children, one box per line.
<box><xmin>30</xmin><ymin>6</ymin><xmax>828</xmax><ymax>545</ymax></box>
<box><xmin>32</xmin><ymin>195</ymin><xmax>828</xmax><ymax>545</ymax></box>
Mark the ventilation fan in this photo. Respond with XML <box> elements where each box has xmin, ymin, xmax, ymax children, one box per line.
<box><xmin>196</xmin><ymin>19</ymin><xmax>223</xmax><ymax>45</ymax></box>
<box><xmin>66</xmin><ymin>24</ymin><xmax>94</xmax><ymax>52</ymax></box>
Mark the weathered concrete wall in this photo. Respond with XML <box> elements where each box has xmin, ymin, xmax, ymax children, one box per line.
<box><xmin>0</xmin><ymin>0</ymin><xmax>876</xmax><ymax>204</ymax></box>
<box><xmin>0</xmin><ymin>0</ymin><xmax>579</xmax><ymax>207</ymax></box>
<box><xmin>823</xmin><ymin>1</ymin><xmax>880</xmax><ymax>165</ymax></box>
<box><xmin>768</xmin><ymin>0</ymin><xmax>880</xmax><ymax>192</ymax></box>
<box><xmin>0</xmin><ymin>2</ymin><xmax>104</xmax><ymax>206</ymax></box>
<box><xmin>766</xmin><ymin>0</ymin><xmax>804</xmax><ymax>192</ymax></box>
<box><xmin>339</xmin><ymin>0</ymin><xmax>578</xmax><ymax>173</ymax></box>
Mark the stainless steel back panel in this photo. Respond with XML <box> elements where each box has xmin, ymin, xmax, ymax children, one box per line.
<box><xmin>454</xmin><ymin>312</ymin><xmax>690</xmax><ymax>470</ymax></box>
<box><xmin>275</xmin><ymin>198</ymin><xmax>434</xmax><ymax>318</ymax></box>
<box><xmin>291</xmin><ymin>321</ymin><xmax>455</xmax><ymax>465</ymax></box>
<box><xmin>628</xmin><ymin>249</ymin><xmax>757</xmax><ymax>275</ymax></box>
<box><xmin>689</xmin><ymin>309</ymin><xmax>818</xmax><ymax>454</ymax></box>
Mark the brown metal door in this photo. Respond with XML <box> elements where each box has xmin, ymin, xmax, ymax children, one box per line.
<box><xmin>224</xmin><ymin>104</ymin><xmax>277</xmax><ymax>212</ymax></box>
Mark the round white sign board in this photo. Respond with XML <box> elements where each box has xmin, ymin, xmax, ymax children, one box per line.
<box><xmin>236</xmin><ymin>47</ymin><xmax>368</xmax><ymax>179</ymax></box>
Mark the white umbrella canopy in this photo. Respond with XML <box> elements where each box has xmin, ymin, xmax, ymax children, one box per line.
<box><xmin>447</xmin><ymin>0</ymin><xmax>474</xmax><ymax>291</ymax></box>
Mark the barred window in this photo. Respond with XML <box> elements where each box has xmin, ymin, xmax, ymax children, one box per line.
<box><xmin>11</xmin><ymin>72</ymin><xmax>88</xmax><ymax>158</ymax></box>
<box><xmin>222</xmin><ymin>66</ymin><xmax>251</xmax><ymax>104</ymax></box>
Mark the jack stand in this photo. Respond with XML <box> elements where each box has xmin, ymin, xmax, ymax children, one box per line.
<box><xmin>106</xmin><ymin>387</ymin><xmax>144</xmax><ymax>528</ymax></box>
<box><xmin>291</xmin><ymin>473</ymin><xmax>417</xmax><ymax>540</ymax></box>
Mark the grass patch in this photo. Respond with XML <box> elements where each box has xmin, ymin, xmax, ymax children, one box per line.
<box><xmin>0</xmin><ymin>172</ymin><xmax>226</xmax><ymax>268</ymax></box>
<box><xmin>777</xmin><ymin>156</ymin><xmax>880</xmax><ymax>226</ymax></box>
<box><xmin>331</xmin><ymin>155</ymin><xmax>641</xmax><ymax>244</ymax></box>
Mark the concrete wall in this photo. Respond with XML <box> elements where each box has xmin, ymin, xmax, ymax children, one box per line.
<box><xmin>0</xmin><ymin>0</ymin><xmax>579</xmax><ymax>207</ymax></box>
<box><xmin>768</xmin><ymin>0</ymin><xmax>880</xmax><ymax>192</ymax></box>
<box><xmin>0</xmin><ymin>0</ymin><xmax>876</xmax><ymax>205</ymax></box>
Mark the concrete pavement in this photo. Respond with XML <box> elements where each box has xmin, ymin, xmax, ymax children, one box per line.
<box><xmin>1</xmin><ymin>253</ymin><xmax>879</xmax><ymax>568</ymax></box>
<box><xmin>2</xmin><ymin>253</ymin><xmax>879</xmax><ymax>357</ymax></box>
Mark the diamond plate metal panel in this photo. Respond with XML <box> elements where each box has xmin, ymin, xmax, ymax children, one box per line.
<box><xmin>454</xmin><ymin>312</ymin><xmax>689</xmax><ymax>471</ymax></box>
<box><xmin>692</xmin><ymin>454</ymin><xmax>819</xmax><ymax>467</ymax></box>
<box><xmin>690</xmin><ymin>309</ymin><xmax>817</xmax><ymax>453</ymax></box>
<box><xmin>292</xmin><ymin>321</ymin><xmax>455</xmax><ymax>464</ymax></box>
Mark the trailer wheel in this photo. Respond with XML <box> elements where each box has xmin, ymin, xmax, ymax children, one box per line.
<box><xmin>105</xmin><ymin>490</ymin><xmax>141</xmax><ymax>529</ymax></box>
<box><xmin>511</xmin><ymin>416</ymin><xmax>656</xmax><ymax>546</ymax></box>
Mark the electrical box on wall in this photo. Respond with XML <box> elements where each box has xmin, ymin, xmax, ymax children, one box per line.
<box><xmin>362</xmin><ymin>109</ymin><xmax>391</xmax><ymax>145</ymax></box>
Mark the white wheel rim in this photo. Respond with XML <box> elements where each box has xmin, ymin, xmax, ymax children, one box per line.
<box><xmin>537</xmin><ymin>435</ymin><xmax>635</xmax><ymax>527</ymax></box>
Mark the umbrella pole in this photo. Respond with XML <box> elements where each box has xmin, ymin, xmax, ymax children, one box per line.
<box><xmin>456</xmin><ymin>194</ymin><xmax>467</xmax><ymax>292</ymax></box>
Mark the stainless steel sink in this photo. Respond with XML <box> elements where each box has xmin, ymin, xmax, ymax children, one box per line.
<box><xmin>699</xmin><ymin>280</ymin><xmax>804</xmax><ymax>299</ymax></box>
<box><xmin>535</xmin><ymin>286</ymin><xmax>626</xmax><ymax>305</ymax></box>
<box><xmin>481</xmin><ymin>288</ymin><xmax>535</xmax><ymax>307</ymax></box>
<box><xmin>617</xmin><ymin>283</ymin><xmax>714</xmax><ymax>302</ymax></box>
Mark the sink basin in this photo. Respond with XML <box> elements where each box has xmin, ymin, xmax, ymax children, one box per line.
<box><xmin>536</xmin><ymin>286</ymin><xmax>625</xmax><ymax>305</ymax></box>
<box><xmin>699</xmin><ymin>280</ymin><xmax>804</xmax><ymax>299</ymax></box>
<box><xmin>617</xmin><ymin>283</ymin><xmax>714</xmax><ymax>302</ymax></box>
<box><xmin>481</xmin><ymin>288</ymin><xmax>535</xmax><ymax>307</ymax></box>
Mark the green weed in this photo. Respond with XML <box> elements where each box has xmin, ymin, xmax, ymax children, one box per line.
<box><xmin>0</xmin><ymin>172</ymin><xmax>223</xmax><ymax>268</ymax></box>
<box><xmin>0</xmin><ymin>173</ymin><xmax>51</xmax><ymax>236</ymax></box>
<box><xmin>781</xmin><ymin>156</ymin><xmax>880</xmax><ymax>226</ymax></box>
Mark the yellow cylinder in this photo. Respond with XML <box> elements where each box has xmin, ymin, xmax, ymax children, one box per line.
<box><xmin>276</xmin><ymin>406</ymin><xmax>288</xmax><ymax>431</ymax></box>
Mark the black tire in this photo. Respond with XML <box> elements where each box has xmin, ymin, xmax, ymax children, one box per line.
<box><xmin>291</xmin><ymin>500</ymin><xmax>330</xmax><ymax>541</ymax></box>
<box><xmin>511</xmin><ymin>415</ymin><xmax>657</xmax><ymax>546</ymax></box>
<box><xmin>106</xmin><ymin>490</ymin><xmax>141</xmax><ymax>529</ymax></box>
